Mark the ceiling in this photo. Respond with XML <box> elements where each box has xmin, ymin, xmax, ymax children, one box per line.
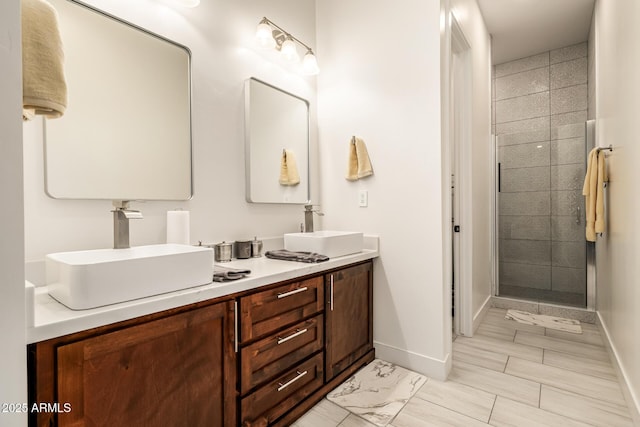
<box><xmin>477</xmin><ymin>0</ymin><xmax>596</xmax><ymax>65</ymax></box>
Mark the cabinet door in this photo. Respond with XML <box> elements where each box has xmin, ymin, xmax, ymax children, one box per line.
<box><xmin>325</xmin><ymin>262</ymin><xmax>373</xmax><ymax>381</ymax></box>
<box><xmin>56</xmin><ymin>301</ymin><xmax>236</xmax><ymax>427</ymax></box>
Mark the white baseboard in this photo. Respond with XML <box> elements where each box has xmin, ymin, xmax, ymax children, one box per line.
<box><xmin>373</xmin><ymin>341</ymin><xmax>450</xmax><ymax>381</ymax></box>
<box><xmin>596</xmin><ymin>311</ymin><xmax>640</xmax><ymax>425</ymax></box>
<box><xmin>472</xmin><ymin>295</ymin><xmax>492</xmax><ymax>335</ymax></box>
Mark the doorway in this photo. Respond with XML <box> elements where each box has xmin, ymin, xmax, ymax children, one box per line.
<box><xmin>450</xmin><ymin>15</ymin><xmax>473</xmax><ymax>337</ymax></box>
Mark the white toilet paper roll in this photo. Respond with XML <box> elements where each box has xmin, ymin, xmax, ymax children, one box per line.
<box><xmin>166</xmin><ymin>210</ymin><xmax>190</xmax><ymax>245</ymax></box>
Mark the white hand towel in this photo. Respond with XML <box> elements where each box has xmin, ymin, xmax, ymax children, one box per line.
<box><xmin>346</xmin><ymin>137</ymin><xmax>373</xmax><ymax>181</ymax></box>
<box><xmin>279</xmin><ymin>149</ymin><xmax>300</xmax><ymax>186</ymax></box>
<box><xmin>22</xmin><ymin>0</ymin><xmax>67</xmax><ymax>120</ymax></box>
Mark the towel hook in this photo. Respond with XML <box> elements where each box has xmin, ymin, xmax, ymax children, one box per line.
<box><xmin>351</xmin><ymin>136</ymin><xmax>356</xmax><ymax>144</ymax></box>
<box><xmin>596</xmin><ymin>145</ymin><xmax>613</xmax><ymax>153</ymax></box>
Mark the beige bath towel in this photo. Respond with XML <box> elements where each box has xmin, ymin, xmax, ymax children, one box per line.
<box><xmin>22</xmin><ymin>0</ymin><xmax>67</xmax><ymax>120</ymax></box>
<box><xmin>279</xmin><ymin>149</ymin><xmax>300</xmax><ymax>186</ymax></box>
<box><xmin>346</xmin><ymin>136</ymin><xmax>373</xmax><ymax>181</ymax></box>
<box><xmin>583</xmin><ymin>148</ymin><xmax>608</xmax><ymax>241</ymax></box>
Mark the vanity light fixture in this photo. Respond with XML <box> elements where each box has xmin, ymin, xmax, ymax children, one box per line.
<box><xmin>255</xmin><ymin>17</ymin><xmax>319</xmax><ymax>75</ymax></box>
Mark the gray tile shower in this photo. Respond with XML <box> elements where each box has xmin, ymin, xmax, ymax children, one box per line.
<box><xmin>493</xmin><ymin>42</ymin><xmax>588</xmax><ymax>307</ymax></box>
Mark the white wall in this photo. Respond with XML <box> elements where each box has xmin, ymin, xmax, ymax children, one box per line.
<box><xmin>23</xmin><ymin>0</ymin><xmax>319</xmax><ymax>268</ymax></box>
<box><xmin>593</xmin><ymin>0</ymin><xmax>640</xmax><ymax>419</ymax></box>
<box><xmin>450</xmin><ymin>0</ymin><xmax>493</xmax><ymax>330</ymax></box>
<box><xmin>0</xmin><ymin>0</ymin><xmax>27</xmax><ymax>425</ymax></box>
<box><xmin>316</xmin><ymin>0</ymin><xmax>450</xmax><ymax>379</ymax></box>
<box><xmin>12</xmin><ymin>0</ymin><xmax>317</xmax><ymax>418</ymax></box>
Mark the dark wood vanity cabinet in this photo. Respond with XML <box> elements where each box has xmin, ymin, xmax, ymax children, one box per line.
<box><xmin>238</xmin><ymin>276</ymin><xmax>325</xmax><ymax>426</ymax></box>
<box><xmin>237</xmin><ymin>261</ymin><xmax>374</xmax><ymax>426</ymax></box>
<box><xmin>29</xmin><ymin>260</ymin><xmax>375</xmax><ymax>427</ymax></box>
<box><xmin>325</xmin><ymin>262</ymin><xmax>374</xmax><ymax>381</ymax></box>
<box><xmin>28</xmin><ymin>300</ymin><xmax>237</xmax><ymax>427</ymax></box>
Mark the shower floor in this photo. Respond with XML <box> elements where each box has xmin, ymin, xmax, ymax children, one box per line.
<box><xmin>499</xmin><ymin>285</ymin><xmax>585</xmax><ymax>308</ymax></box>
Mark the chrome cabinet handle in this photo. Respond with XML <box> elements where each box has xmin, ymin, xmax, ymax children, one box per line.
<box><xmin>330</xmin><ymin>274</ymin><xmax>334</xmax><ymax>311</ymax></box>
<box><xmin>277</xmin><ymin>287</ymin><xmax>308</xmax><ymax>299</ymax></box>
<box><xmin>277</xmin><ymin>328</ymin><xmax>308</xmax><ymax>345</ymax></box>
<box><xmin>234</xmin><ymin>300</ymin><xmax>238</xmax><ymax>353</ymax></box>
<box><xmin>277</xmin><ymin>370</ymin><xmax>308</xmax><ymax>392</ymax></box>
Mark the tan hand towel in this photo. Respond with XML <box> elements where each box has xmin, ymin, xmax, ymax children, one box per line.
<box><xmin>346</xmin><ymin>137</ymin><xmax>373</xmax><ymax>181</ymax></box>
<box><xmin>595</xmin><ymin>149</ymin><xmax>607</xmax><ymax>234</ymax></box>
<box><xmin>279</xmin><ymin>149</ymin><xmax>300</xmax><ymax>186</ymax></box>
<box><xmin>583</xmin><ymin>148</ymin><xmax>608</xmax><ymax>241</ymax></box>
<box><xmin>583</xmin><ymin>148</ymin><xmax>597</xmax><ymax>242</ymax></box>
<box><xmin>22</xmin><ymin>0</ymin><xmax>67</xmax><ymax>120</ymax></box>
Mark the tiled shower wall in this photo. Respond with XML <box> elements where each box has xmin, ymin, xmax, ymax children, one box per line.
<box><xmin>492</xmin><ymin>43</ymin><xmax>588</xmax><ymax>306</ymax></box>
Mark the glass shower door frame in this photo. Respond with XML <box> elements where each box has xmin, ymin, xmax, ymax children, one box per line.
<box><xmin>493</xmin><ymin>123</ymin><xmax>595</xmax><ymax>310</ymax></box>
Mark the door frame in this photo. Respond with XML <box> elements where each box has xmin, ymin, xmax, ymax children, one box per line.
<box><xmin>449</xmin><ymin>14</ymin><xmax>473</xmax><ymax>337</ymax></box>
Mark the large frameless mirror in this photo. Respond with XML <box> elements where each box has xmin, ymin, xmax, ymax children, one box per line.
<box><xmin>44</xmin><ymin>0</ymin><xmax>192</xmax><ymax>200</ymax></box>
<box><xmin>244</xmin><ymin>78</ymin><xmax>310</xmax><ymax>204</ymax></box>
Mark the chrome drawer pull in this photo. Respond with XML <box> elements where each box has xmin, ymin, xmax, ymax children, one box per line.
<box><xmin>277</xmin><ymin>287</ymin><xmax>308</xmax><ymax>299</ymax></box>
<box><xmin>277</xmin><ymin>328</ymin><xmax>308</xmax><ymax>345</ymax></box>
<box><xmin>330</xmin><ymin>274</ymin><xmax>334</xmax><ymax>311</ymax></box>
<box><xmin>277</xmin><ymin>370</ymin><xmax>308</xmax><ymax>392</ymax></box>
<box><xmin>234</xmin><ymin>300</ymin><xmax>238</xmax><ymax>353</ymax></box>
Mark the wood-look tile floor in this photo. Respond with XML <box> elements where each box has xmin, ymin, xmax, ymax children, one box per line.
<box><xmin>293</xmin><ymin>308</ymin><xmax>635</xmax><ymax>427</ymax></box>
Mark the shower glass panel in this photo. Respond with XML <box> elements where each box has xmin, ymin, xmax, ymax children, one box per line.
<box><xmin>496</xmin><ymin>128</ymin><xmax>587</xmax><ymax>307</ymax></box>
<box><xmin>494</xmin><ymin>45</ymin><xmax>589</xmax><ymax>308</ymax></box>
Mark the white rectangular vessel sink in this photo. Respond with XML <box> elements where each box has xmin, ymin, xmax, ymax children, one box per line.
<box><xmin>46</xmin><ymin>244</ymin><xmax>214</xmax><ymax>310</ymax></box>
<box><xmin>284</xmin><ymin>231</ymin><xmax>363</xmax><ymax>258</ymax></box>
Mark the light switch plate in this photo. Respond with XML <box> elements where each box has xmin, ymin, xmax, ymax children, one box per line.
<box><xmin>358</xmin><ymin>190</ymin><xmax>368</xmax><ymax>207</ymax></box>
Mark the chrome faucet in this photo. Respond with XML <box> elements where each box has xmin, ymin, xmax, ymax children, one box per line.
<box><xmin>304</xmin><ymin>204</ymin><xmax>324</xmax><ymax>233</ymax></box>
<box><xmin>112</xmin><ymin>201</ymin><xmax>143</xmax><ymax>249</ymax></box>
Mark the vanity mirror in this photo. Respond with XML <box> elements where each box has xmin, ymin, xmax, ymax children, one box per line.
<box><xmin>44</xmin><ymin>0</ymin><xmax>192</xmax><ymax>200</ymax></box>
<box><xmin>244</xmin><ymin>78</ymin><xmax>310</xmax><ymax>204</ymax></box>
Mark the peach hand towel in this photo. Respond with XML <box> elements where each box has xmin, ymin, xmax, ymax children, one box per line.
<box><xmin>279</xmin><ymin>149</ymin><xmax>300</xmax><ymax>186</ymax></box>
<box><xmin>346</xmin><ymin>137</ymin><xmax>373</xmax><ymax>181</ymax></box>
<box><xmin>22</xmin><ymin>0</ymin><xmax>67</xmax><ymax>120</ymax></box>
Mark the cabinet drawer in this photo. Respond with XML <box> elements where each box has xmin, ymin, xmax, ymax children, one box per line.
<box><xmin>240</xmin><ymin>315</ymin><xmax>323</xmax><ymax>394</ymax></box>
<box><xmin>240</xmin><ymin>276</ymin><xmax>324</xmax><ymax>342</ymax></box>
<box><xmin>241</xmin><ymin>352</ymin><xmax>323</xmax><ymax>426</ymax></box>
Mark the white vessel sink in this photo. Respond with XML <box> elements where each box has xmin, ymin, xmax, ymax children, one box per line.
<box><xmin>284</xmin><ymin>231</ymin><xmax>363</xmax><ymax>258</ymax></box>
<box><xmin>46</xmin><ymin>244</ymin><xmax>214</xmax><ymax>310</ymax></box>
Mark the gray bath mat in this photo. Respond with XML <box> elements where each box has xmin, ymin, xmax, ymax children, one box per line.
<box><xmin>505</xmin><ymin>309</ymin><xmax>582</xmax><ymax>334</ymax></box>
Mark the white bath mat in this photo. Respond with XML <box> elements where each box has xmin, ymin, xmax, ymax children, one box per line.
<box><xmin>327</xmin><ymin>359</ymin><xmax>426</xmax><ymax>426</ymax></box>
<box><xmin>505</xmin><ymin>309</ymin><xmax>582</xmax><ymax>334</ymax></box>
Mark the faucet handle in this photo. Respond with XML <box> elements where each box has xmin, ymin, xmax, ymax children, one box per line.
<box><xmin>122</xmin><ymin>210</ymin><xmax>143</xmax><ymax>219</ymax></box>
<box><xmin>304</xmin><ymin>204</ymin><xmax>324</xmax><ymax>216</ymax></box>
<box><xmin>111</xmin><ymin>200</ymin><xmax>143</xmax><ymax>219</ymax></box>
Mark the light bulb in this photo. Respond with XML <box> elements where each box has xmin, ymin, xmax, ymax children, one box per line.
<box><xmin>280</xmin><ymin>37</ymin><xmax>299</xmax><ymax>62</ymax></box>
<box><xmin>302</xmin><ymin>51</ymin><xmax>319</xmax><ymax>75</ymax></box>
<box><xmin>256</xmin><ymin>21</ymin><xmax>275</xmax><ymax>49</ymax></box>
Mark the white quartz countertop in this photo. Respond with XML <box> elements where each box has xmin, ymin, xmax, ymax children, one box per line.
<box><xmin>27</xmin><ymin>240</ymin><xmax>378</xmax><ymax>344</ymax></box>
